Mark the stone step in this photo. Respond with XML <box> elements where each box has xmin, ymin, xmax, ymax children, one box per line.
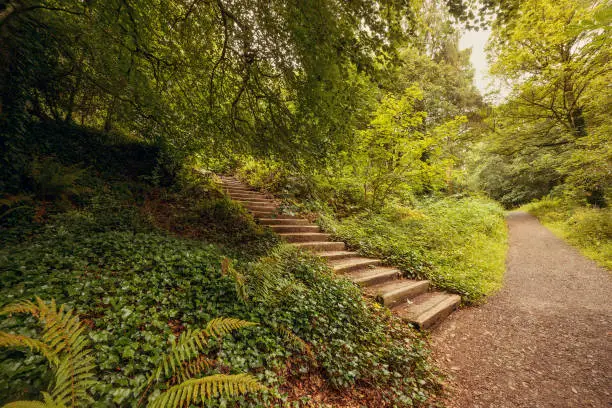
<box><xmin>279</xmin><ymin>232</ymin><xmax>332</xmax><ymax>243</ymax></box>
<box><xmin>259</xmin><ymin>218</ymin><xmax>310</xmax><ymax>225</ymax></box>
<box><xmin>317</xmin><ymin>251</ymin><xmax>360</xmax><ymax>261</ymax></box>
<box><xmin>225</xmin><ymin>187</ymin><xmax>257</xmax><ymax>194</ymax></box>
<box><xmin>292</xmin><ymin>241</ymin><xmax>346</xmax><ymax>251</ymax></box>
<box><xmin>345</xmin><ymin>267</ymin><xmax>402</xmax><ymax>287</ymax></box>
<box><xmin>329</xmin><ymin>257</ymin><xmax>381</xmax><ymax>274</ymax></box>
<box><xmin>230</xmin><ymin>193</ymin><xmax>270</xmax><ymax>200</ymax></box>
<box><xmin>366</xmin><ymin>279</ymin><xmax>430</xmax><ymax>308</ymax></box>
<box><xmin>255</xmin><ymin>213</ymin><xmax>301</xmax><ymax>220</ymax></box>
<box><xmin>244</xmin><ymin>204</ymin><xmax>278</xmax><ymax>212</ymax></box>
<box><xmin>268</xmin><ymin>225</ymin><xmax>320</xmax><ymax>233</ymax></box>
<box><xmin>236</xmin><ymin>199</ymin><xmax>274</xmax><ymax>205</ymax></box>
<box><xmin>393</xmin><ymin>292</ymin><xmax>461</xmax><ymax>330</ymax></box>
<box><xmin>250</xmin><ymin>210</ymin><xmax>281</xmax><ymax>218</ymax></box>
<box><xmin>219</xmin><ymin>175</ymin><xmax>460</xmax><ymax>330</ymax></box>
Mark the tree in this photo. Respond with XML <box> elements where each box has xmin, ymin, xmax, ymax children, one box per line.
<box><xmin>0</xmin><ymin>0</ymin><xmax>415</xmax><ymax>176</ymax></box>
<box><xmin>481</xmin><ymin>0</ymin><xmax>611</xmax><ymax>206</ymax></box>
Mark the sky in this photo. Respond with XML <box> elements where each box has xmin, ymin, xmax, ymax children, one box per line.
<box><xmin>459</xmin><ymin>29</ymin><xmax>492</xmax><ymax>95</ymax></box>
<box><xmin>459</xmin><ymin>28</ymin><xmax>510</xmax><ymax>103</ymax></box>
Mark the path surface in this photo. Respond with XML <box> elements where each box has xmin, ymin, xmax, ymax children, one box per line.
<box><xmin>431</xmin><ymin>212</ymin><xmax>612</xmax><ymax>408</ymax></box>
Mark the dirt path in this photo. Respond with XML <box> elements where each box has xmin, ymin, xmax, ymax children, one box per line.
<box><xmin>431</xmin><ymin>212</ymin><xmax>612</xmax><ymax>408</ymax></box>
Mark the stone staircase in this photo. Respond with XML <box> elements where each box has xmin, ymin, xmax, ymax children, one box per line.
<box><xmin>219</xmin><ymin>175</ymin><xmax>460</xmax><ymax>329</ymax></box>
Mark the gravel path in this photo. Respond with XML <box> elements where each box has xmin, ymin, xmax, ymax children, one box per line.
<box><xmin>431</xmin><ymin>211</ymin><xmax>612</xmax><ymax>408</ymax></box>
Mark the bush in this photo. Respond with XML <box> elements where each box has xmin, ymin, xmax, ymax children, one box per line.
<box><xmin>320</xmin><ymin>196</ymin><xmax>508</xmax><ymax>303</ymax></box>
<box><xmin>524</xmin><ymin>198</ymin><xmax>611</xmax><ymax>269</ymax></box>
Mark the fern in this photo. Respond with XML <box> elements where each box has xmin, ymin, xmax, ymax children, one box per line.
<box><xmin>2</xmin><ymin>393</ymin><xmax>63</xmax><ymax>408</ymax></box>
<box><xmin>0</xmin><ymin>297</ymin><xmax>97</xmax><ymax>408</ymax></box>
<box><xmin>1</xmin><ymin>299</ymin><xmax>264</xmax><ymax>408</ymax></box>
<box><xmin>0</xmin><ymin>332</ymin><xmax>59</xmax><ymax>366</ymax></box>
<box><xmin>148</xmin><ymin>374</ymin><xmax>265</xmax><ymax>408</ymax></box>
<box><xmin>221</xmin><ymin>258</ymin><xmax>248</xmax><ymax>302</ymax></box>
<box><xmin>168</xmin><ymin>355</ymin><xmax>214</xmax><ymax>385</ymax></box>
<box><xmin>140</xmin><ymin>317</ymin><xmax>263</xmax><ymax>406</ymax></box>
<box><xmin>205</xmin><ymin>317</ymin><xmax>255</xmax><ymax>338</ymax></box>
<box><xmin>243</xmin><ymin>255</ymin><xmax>306</xmax><ymax>306</ymax></box>
<box><xmin>146</xmin><ymin>318</ymin><xmax>255</xmax><ymax>386</ymax></box>
<box><xmin>0</xmin><ymin>194</ymin><xmax>33</xmax><ymax>220</ymax></box>
<box><xmin>2</xmin><ymin>401</ymin><xmax>50</xmax><ymax>408</ymax></box>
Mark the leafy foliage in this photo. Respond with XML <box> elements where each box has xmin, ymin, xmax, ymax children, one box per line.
<box><xmin>477</xmin><ymin>0</ymin><xmax>611</xmax><ymax>207</ymax></box>
<box><xmin>146</xmin><ymin>318</ymin><xmax>256</xmax><ymax>386</ymax></box>
<box><xmin>0</xmin><ymin>298</ymin><xmax>265</xmax><ymax>408</ymax></box>
<box><xmin>0</xmin><ymin>192</ymin><xmax>439</xmax><ymax>406</ymax></box>
<box><xmin>0</xmin><ymin>0</ymin><xmax>421</xmax><ymax>174</ymax></box>
<box><xmin>28</xmin><ymin>157</ymin><xmax>87</xmax><ymax>202</ymax></box>
<box><xmin>148</xmin><ymin>374</ymin><xmax>265</xmax><ymax>408</ymax></box>
<box><xmin>0</xmin><ymin>297</ymin><xmax>97</xmax><ymax>407</ymax></box>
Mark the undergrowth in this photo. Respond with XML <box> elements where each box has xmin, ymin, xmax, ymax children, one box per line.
<box><xmin>0</xmin><ymin>214</ymin><xmax>439</xmax><ymax>406</ymax></box>
<box><xmin>1</xmin><ymin>165</ymin><xmax>440</xmax><ymax>406</ymax></box>
<box><xmin>316</xmin><ymin>196</ymin><xmax>508</xmax><ymax>304</ymax></box>
<box><xmin>523</xmin><ymin>198</ymin><xmax>611</xmax><ymax>270</ymax></box>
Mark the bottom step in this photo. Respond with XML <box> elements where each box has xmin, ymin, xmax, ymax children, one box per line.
<box><xmin>393</xmin><ymin>292</ymin><xmax>461</xmax><ymax>330</ymax></box>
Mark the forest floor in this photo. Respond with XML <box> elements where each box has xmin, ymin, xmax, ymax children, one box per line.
<box><xmin>430</xmin><ymin>211</ymin><xmax>611</xmax><ymax>408</ymax></box>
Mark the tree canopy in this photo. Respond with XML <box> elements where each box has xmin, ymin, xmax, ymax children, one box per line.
<box><xmin>1</xmin><ymin>0</ymin><xmax>416</xmax><ymax>169</ymax></box>
<box><xmin>476</xmin><ymin>0</ymin><xmax>611</xmax><ymax>207</ymax></box>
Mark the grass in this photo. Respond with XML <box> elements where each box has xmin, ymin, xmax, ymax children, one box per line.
<box><xmin>523</xmin><ymin>198</ymin><xmax>611</xmax><ymax>270</ymax></box>
<box><xmin>319</xmin><ymin>196</ymin><xmax>508</xmax><ymax>303</ymax></box>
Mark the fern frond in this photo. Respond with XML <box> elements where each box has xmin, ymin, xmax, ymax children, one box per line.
<box><xmin>146</xmin><ymin>318</ymin><xmax>255</xmax><ymax>386</ymax></box>
<box><xmin>2</xmin><ymin>401</ymin><xmax>51</xmax><ymax>408</ymax></box>
<box><xmin>2</xmin><ymin>392</ymin><xmax>64</xmax><ymax>408</ymax></box>
<box><xmin>147</xmin><ymin>328</ymin><xmax>206</xmax><ymax>385</ymax></box>
<box><xmin>0</xmin><ymin>332</ymin><xmax>60</xmax><ymax>366</ymax></box>
<box><xmin>205</xmin><ymin>318</ymin><xmax>255</xmax><ymax>338</ymax></box>
<box><xmin>169</xmin><ymin>355</ymin><xmax>215</xmax><ymax>385</ymax></box>
<box><xmin>221</xmin><ymin>258</ymin><xmax>248</xmax><ymax>303</ymax></box>
<box><xmin>0</xmin><ymin>297</ymin><xmax>96</xmax><ymax>408</ymax></box>
<box><xmin>149</xmin><ymin>374</ymin><xmax>265</xmax><ymax>408</ymax></box>
<box><xmin>0</xmin><ymin>299</ymin><xmax>39</xmax><ymax>316</ymax></box>
<box><xmin>51</xmin><ymin>352</ymin><xmax>97</xmax><ymax>407</ymax></box>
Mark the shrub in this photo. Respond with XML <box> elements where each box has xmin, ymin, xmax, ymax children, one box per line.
<box><xmin>29</xmin><ymin>156</ymin><xmax>88</xmax><ymax>201</ymax></box>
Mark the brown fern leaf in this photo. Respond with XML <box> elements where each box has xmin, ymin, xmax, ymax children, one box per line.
<box><xmin>168</xmin><ymin>355</ymin><xmax>215</xmax><ymax>385</ymax></box>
